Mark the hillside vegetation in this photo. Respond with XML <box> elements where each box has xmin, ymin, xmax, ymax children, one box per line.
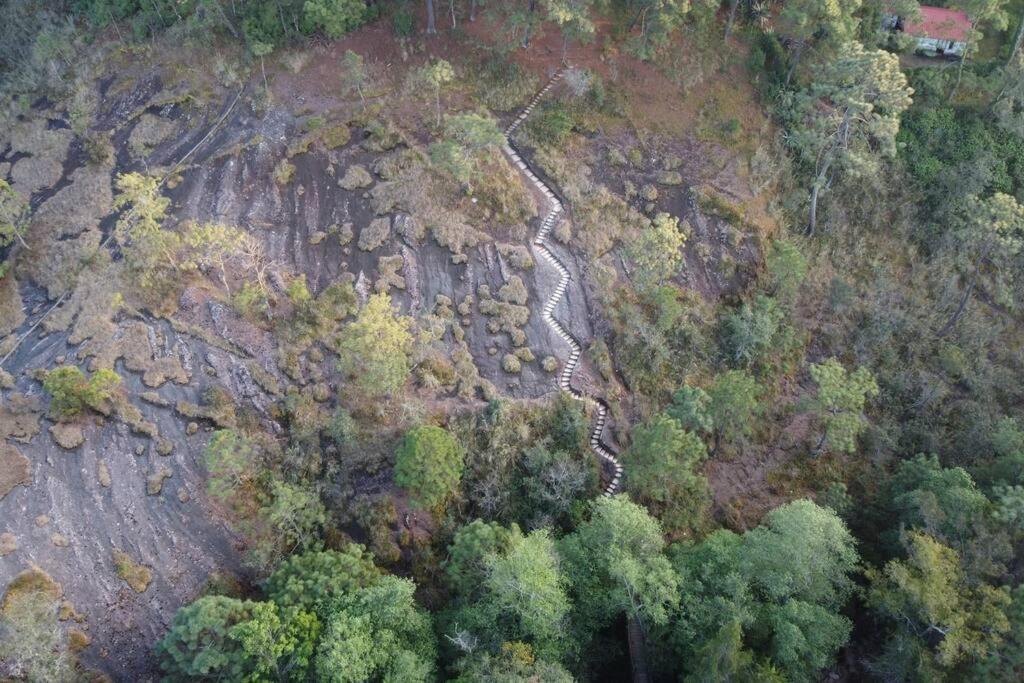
<box><xmin>2</xmin><ymin>0</ymin><xmax>1024</xmax><ymax>681</ymax></box>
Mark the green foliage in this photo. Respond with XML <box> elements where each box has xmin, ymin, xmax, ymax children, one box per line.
<box><xmin>418</xmin><ymin>59</ymin><xmax>455</xmax><ymax>126</ymax></box>
<box><xmin>157</xmin><ymin>595</ymin><xmax>320</xmax><ymax>682</ymax></box>
<box><xmin>302</xmin><ymin>0</ymin><xmax>368</xmax><ymax>39</ymax></box>
<box><xmin>618</xmin><ymin>0</ymin><xmax>692</xmax><ymax>60</ymax></box>
<box><xmin>525</xmin><ymin>100</ymin><xmax>577</xmax><ymax>147</ymax></box>
<box><xmin>341</xmin><ymin>49</ymin><xmax>367</xmax><ymax>105</ymax></box>
<box><xmin>561</xmin><ymin>496</ymin><xmax>679</xmax><ymax>640</ymax></box>
<box><xmin>707</xmin><ymin>370</ymin><xmax>762</xmax><ymax>452</ymax></box>
<box><xmin>765</xmin><ymin>239</ymin><xmax>808</xmax><ymax>300</ymax></box>
<box><xmin>335</xmin><ymin>293</ymin><xmax>413</xmax><ymax>398</ymax></box>
<box><xmin>943</xmin><ymin>192</ymin><xmax>1024</xmax><ymax>331</ymax></box>
<box><xmin>669</xmin><ymin>501</ymin><xmax>858</xmax><ymax>683</ymax></box>
<box><xmin>314</xmin><ymin>575</ymin><xmax>435</xmax><ymax>682</ymax></box>
<box><xmin>788</xmin><ymin>42</ymin><xmax>912</xmax><ymax>231</ymax></box>
<box><xmin>204</xmin><ymin>429</ymin><xmax>261</xmax><ymax>505</ymax></box>
<box><xmin>627</xmin><ymin>212</ymin><xmax>686</xmax><ymax>289</ymax></box>
<box><xmin>394</xmin><ymin>425</ymin><xmax>465</xmax><ymax>512</ymax></box>
<box><xmin>262</xmin><ymin>480</ymin><xmax>327</xmax><ymax>554</ymax></box>
<box><xmin>265</xmin><ymin>547</ymin><xmax>381</xmax><ymax>617</ymax></box>
<box><xmin>430</xmin><ymin>112</ymin><xmax>505</xmax><ymax>187</ymax></box>
<box><xmin>878</xmin><ymin>454</ymin><xmax>1009</xmax><ymax>580</ymax></box>
<box><xmin>667</xmin><ymin>384</ymin><xmax>713</xmax><ymax>435</ymax></box>
<box><xmin>807</xmin><ymin>358</ymin><xmax>879</xmax><ymax>455</ymax></box>
<box><xmin>444</xmin><ymin>520</ymin><xmax>520</xmax><ymax>597</ymax></box>
<box><xmin>866</xmin><ymin>531</ymin><xmax>1011</xmax><ymax>672</ymax></box>
<box><xmin>42</xmin><ymin>365</ymin><xmax>120</xmax><ymax>419</ymax></box>
<box><xmin>626</xmin><ymin>414</ymin><xmax>710</xmax><ymax>536</ymax></box>
<box><xmin>443</xmin><ymin>528</ymin><xmax>570</xmax><ymax>661</ymax></box>
<box><xmin>456</xmin><ymin>398</ymin><xmax>598</xmax><ymax>529</ymax></box>
<box><xmin>453</xmin><ymin>643</ymin><xmax>575</xmax><ymax>682</ymax></box>
<box><xmin>719</xmin><ymin>294</ymin><xmax>796</xmax><ymax>373</ymax></box>
<box><xmin>970</xmin><ymin>584</ymin><xmax>1024</xmax><ymax>680</ymax></box>
<box><xmin>898</xmin><ymin>106</ymin><xmax>1024</xmax><ymax>210</ymax></box>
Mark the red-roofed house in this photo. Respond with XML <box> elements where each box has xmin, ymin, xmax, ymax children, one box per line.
<box><xmin>886</xmin><ymin>6</ymin><xmax>973</xmax><ymax>58</ymax></box>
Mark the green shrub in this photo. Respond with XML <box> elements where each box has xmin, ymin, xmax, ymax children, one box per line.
<box><xmin>394</xmin><ymin>425</ymin><xmax>464</xmax><ymax>512</ymax></box>
<box><xmin>42</xmin><ymin>366</ymin><xmax>120</xmax><ymax>419</ymax></box>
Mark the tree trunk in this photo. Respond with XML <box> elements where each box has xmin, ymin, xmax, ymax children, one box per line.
<box><xmin>522</xmin><ymin>0</ymin><xmax>537</xmax><ymax>48</ymax></box>
<box><xmin>426</xmin><ymin>0</ymin><xmax>437</xmax><ymax>34</ymax></box>
<box><xmin>470</xmin><ymin>0</ymin><xmax>476</xmax><ymax>21</ymax></box>
<box><xmin>626</xmin><ymin>616</ymin><xmax>651</xmax><ymax>683</ymax></box>
<box><xmin>807</xmin><ymin>153</ymin><xmax>834</xmax><ymax>236</ymax></box>
<box><xmin>808</xmin><ymin>182</ymin><xmax>821</xmax><ymax>236</ymax></box>
<box><xmin>785</xmin><ymin>41</ymin><xmax>805</xmax><ymax>87</ymax></box>
<box><xmin>1009</xmin><ymin>11</ymin><xmax>1024</xmax><ymax>65</ymax></box>
<box><xmin>725</xmin><ymin>0</ymin><xmax>740</xmax><ymax>40</ymax></box>
<box><xmin>812</xmin><ymin>428</ymin><xmax>828</xmax><ymax>457</ymax></box>
<box><xmin>938</xmin><ymin>270</ymin><xmax>978</xmax><ymax>338</ymax></box>
<box><xmin>450</xmin><ymin>0</ymin><xmax>456</xmax><ymax>29</ymax></box>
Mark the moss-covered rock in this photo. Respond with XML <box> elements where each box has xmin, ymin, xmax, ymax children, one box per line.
<box><xmin>339</xmin><ymin>164</ymin><xmax>373</xmax><ymax>190</ymax></box>
<box><xmin>358</xmin><ymin>217</ymin><xmax>391</xmax><ymax>252</ymax></box>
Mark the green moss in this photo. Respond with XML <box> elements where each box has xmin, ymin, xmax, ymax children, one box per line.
<box><xmin>113</xmin><ymin>549</ymin><xmax>152</xmax><ymax>593</ymax></box>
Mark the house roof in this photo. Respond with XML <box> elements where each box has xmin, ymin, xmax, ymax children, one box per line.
<box><xmin>905</xmin><ymin>6</ymin><xmax>972</xmax><ymax>42</ymax></box>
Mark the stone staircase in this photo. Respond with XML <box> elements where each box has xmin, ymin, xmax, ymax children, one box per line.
<box><xmin>502</xmin><ymin>69</ymin><xmax>623</xmax><ymax>497</ymax></box>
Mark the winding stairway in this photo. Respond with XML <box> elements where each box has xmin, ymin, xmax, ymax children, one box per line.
<box><xmin>502</xmin><ymin>70</ymin><xmax>623</xmax><ymax>497</ymax></box>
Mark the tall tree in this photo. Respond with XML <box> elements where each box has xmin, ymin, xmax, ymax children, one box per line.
<box><xmin>418</xmin><ymin>59</ymin><xmax>454</xmax><ymax>126</ymax></box>
<box><xmin>706</xmin><ymin>369</ymin><xmax>761</xmax><ymax>454</ymax></box>
<box><xmin>394</xmin><ymin>425</ymin><xmax>465</xmax><ymax>512</ymax></box>
<box><xmin>807</xmin><ymin>358</ymin><xmax>879</xmax><ymax>455</ymax></box>
<box><xmin>444</xmin><ymin>528</ymin><xmax>571</xmax><ymax>660</ymax></box>
<box><xmin>541</xmin><ymin>0</ymin><xmax>596</xmax><ymax>60</ymax></box>
<box><xmin>620</xmin><ymin>0</ymin><xmax>691</xmax><ymax>59</ymax></box>
<box><xmin>789</xmin><ymin>43</ymin><xmax>912</xmax><ymax>234</ymax></box>
<box><xmin>426</xmin><ymin>0</ymin><xmax>438</xmax><ymax>33</ymax></box>
<box><xmin>561</xmin><ymin>496</ymin><xmax>679</xmax><ymax>640</ymax></box>
<box><xmin>866</xmin><ymin>531</ymin><xmax>1011</xmax><ymax>674</ymax></box>
<box><xmin>341</xmin><ymin>49</ymin><xmax>367</xmax><ymax>107</ymax></box>
<box><xmin>938</xmin><ymin>192</ymin><xmax>1024</xmax><ymax>336</ymax></box>
<box><xmin>776</xmin><ymin>0</ymin><xmax>862</xmax><ymax>85</ymax></box>
<box><xmin>157</xmin><ymin>596</ymin><xmax>319</xmax><ymax>681</ymax></box>
<box><xmin>625</xmin><ymin>413</ymin><xmax>711</xmax><ymax>537</ymax></box>
<box><xmin>335</xmin><ymin>293</ymin><xmax>414</xmax><ymax>398</ymax></box>
<box><xmin>265</xmin><ymin>547</ymin><xmax>381</xmax><ymax>616</ymax></box>
<box><xmin>314</xmin><ymin>576</ymin><xmax>436</xmax><ymax>682</ymax></box>
<box><xmin>669</xmin><ymin>500</ymin><xmax>859</xmax><ymax>682</ymax></box>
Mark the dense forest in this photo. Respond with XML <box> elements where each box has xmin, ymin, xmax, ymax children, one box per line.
<box><xmin>2</xmin><ymin>0</ymin><xmax>1024</xmax><ymax>681</ymax></box>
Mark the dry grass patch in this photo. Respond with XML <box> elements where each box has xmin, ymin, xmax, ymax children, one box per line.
<box><xmin>4</xmin><ymin>117</ymin><xmax>72</xmax><ymax>196</ymax></box>
<box><xmin>49</xmin><ymin>423</ymin><xmax>84</xmax><ymax>450</ymax></box>
<box><xmin>0</xmin><ymin>393</ymin><xmax>42</xmax><ymax>442</ymax></box>
<box><xmin>0</xmin><ymin>532</ymin><xmax>16</xmax><ymax>557</ymax></box>
<box><xmin>0</xmin><ymin>443</ymin><xmax>31</xmax><ymax>500</ymax></box>
<box><xmin>128</xmin><ymin>113</ymin><xmax>178</xmax><ymax>159</ymax></box>
<box><xmin>0</xmin><ymin>272</ymin><xmax>25</xmax><ymax>339</ymax></box>
<box><xmin>1</xmin><ymin>568</ymin><xmax>62</xmax><ymax>613</ymax></box>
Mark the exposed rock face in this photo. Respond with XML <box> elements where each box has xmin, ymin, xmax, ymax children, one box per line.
<box><xmin>0</xmin><ymin>72</ymin><xmax>592</xmax><ymax>681</ymax></box>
